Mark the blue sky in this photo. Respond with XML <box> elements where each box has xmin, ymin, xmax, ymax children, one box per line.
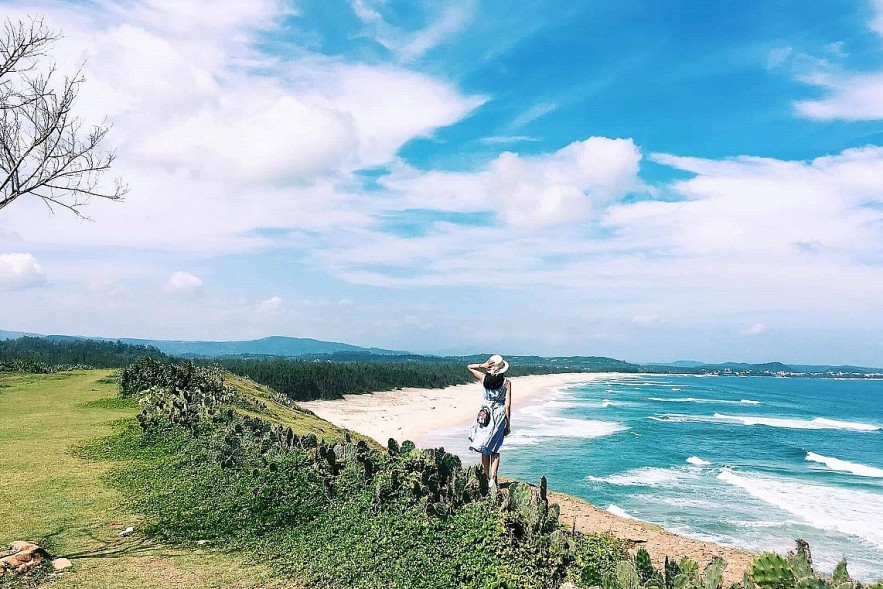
<box><xmin>1</xmin><ymin>0</ymin><xmax>882</xmax><ymax>365</ymax></box>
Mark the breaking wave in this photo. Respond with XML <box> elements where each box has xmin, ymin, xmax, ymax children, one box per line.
<box><xmin>717</xmin><ymin>468</ymin><xmax>883</xmax><ymax>549</ymax></box>
<box><xmin>806</xmin><ymin>452</ymin><xmax>883</xmax><ymax>478</ymax></box>
<box><xmin>686</xmin><ymin>456</ymin><xmax>711</xmax><ymax>466</ymax></box>
<box><xmin>651</xmin><ymin>413</ymin><xmax>880</xmax><ymax>431</ymax></box>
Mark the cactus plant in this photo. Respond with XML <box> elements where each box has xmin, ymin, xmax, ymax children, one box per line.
<box><xmin>831</xmin><ymin>560</ymin><xmax>850</xmax><ymax>585</ymax></box>
<box><xmin>751</xmin><ymin>553</ymin><xmax>795</xmax><ymax>589</ymax></box>
<box><xmin>664</xmin><ymin>556</ymin><xmax>681</xmax><ymax>589</ymax></box>
<box><xmin>635</xmin><ymin>549</ymin><xmax>657</xmax><ymax>585</ymax></box>
<box><xmin>616</xmin><ymin>560</ymin><xmax>641</xmax><ymax>589</ymax></box>
<box><xmin>704</xmin><ymin>557</ymin><xmax>724</xmax><ymax>589</ymax></box>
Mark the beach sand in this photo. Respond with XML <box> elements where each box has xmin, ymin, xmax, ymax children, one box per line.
<box><xmin>300</xmin><ymin>372</ymin><xmax>756</xmax><ymax>582</ymax></box>
<box><xmin>300</xmin><ymin>372</ymin><xmax>597</xmax><ymax>446</ymax></box>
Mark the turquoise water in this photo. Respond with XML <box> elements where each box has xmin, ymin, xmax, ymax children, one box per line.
<box><xmin>423</xmin><ymin>374</ymin><xmax>883</xmax><ymax>580</ymax></box>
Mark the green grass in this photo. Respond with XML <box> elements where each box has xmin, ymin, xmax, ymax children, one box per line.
<box><xmin>0</xmin><ymin>370</ymin><xmax>293</xmax><ymax>588</ymax></box>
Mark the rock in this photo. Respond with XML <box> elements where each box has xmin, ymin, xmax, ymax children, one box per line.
<box><xmin>52</xmin><ymin>558</ymin><xmax>72</xmax><ymax>571</ymax></box>
<box><xmin>196</xmin><ymin>540</ymin><xmax>208</xmax><ymax>546</ymax></box>
<box><xmin>0</xmin><ymin>541</ymin><xmax>46</xmax><ymax>576</ymax></box>
<box><xmin>118</xmin><ymin>526</ymin><xmax>135</xmax><ymax>537</ymax></box>
<box><xmin>560</xmin><ymin>583</ymin><xmax>580</xmax><ymax>589</ymax></box>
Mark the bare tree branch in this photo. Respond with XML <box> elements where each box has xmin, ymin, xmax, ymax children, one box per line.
<box><xmin>0</xmin><ymin>17</ymin><xmax>128</xmax><ymax>217</ymax></box>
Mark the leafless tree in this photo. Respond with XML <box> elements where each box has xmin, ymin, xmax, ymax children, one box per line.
<box><xmin>0</xmin><ymin>17</ymin><xmax>127</xmax><ymax>217</ymax></box>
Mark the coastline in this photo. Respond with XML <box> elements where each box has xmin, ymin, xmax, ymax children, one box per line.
<box><xmin>299</xmin><ymin>372</ymin><xmax>599</xmax><ymax>447</ymax></box>
<box><xmin>300</xmin><ymin>371</ymin><xmax>756</xmax><ymax>582</ymax></box>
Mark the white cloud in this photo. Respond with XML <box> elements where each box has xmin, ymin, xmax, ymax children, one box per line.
<box><xmin>351</xmin><ymin>0</ymin><xmax>475</xmax><ymax>62</ymax></box>
<box><xmin>510</xmin><ymin>101</ymin><xmax>558</xmax><ymax>128</ymax></box>
<box><xmin>872</xmin><ymin>0</ymin><xmax>883</xmax><ymax>36</ymax></box>
<box><xmin>478</xmin><ymin>136</ymin><xmax>541</xmax><ymax>145</ymax></box>
<box><xmin>257</xmin><ymin>296</ymin><xmax>284</xmax><ymax>313</ymax></box>
<box><xmin>2</xmin><ymin>0</ymin><xmax>483</xmax><ymax>253</ymax></box>
<box><xmin>742</xmin><ymin>323</ymin><xmax>766</xmax><ymax>335</ymax></box>
<box><xmin>384</xmin><ymin>136</ymin><xmax>643</xmax><ymax>229</ymax></box>
<box><xmin>794</xmin><ymin>72</ymin><xmax>883</xmax><ymax>121</ymax></box>
<box><xmin>632</xmin><ymin>314</ymin><xmax>666</xmax><ymax>327</ymax></box>
<box><xmin>786</xmin><ymin>1</ymin><xmax>883</xmax><ymax>121</ymax></box>
<box><xmin>0</xmin><ymin>253</ymin><xmax>48</xmax><ymax>290</ymax></box>
<box><xmin>164</xmin><ymin>271</ymin><xmax>203</xmax><ymax>295</ymax></box>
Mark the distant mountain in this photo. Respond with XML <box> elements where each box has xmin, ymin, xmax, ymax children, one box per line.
<box><xmin>0</xmin><ymin>329</ymin><xmax>40</xmax><ymax>340</ymax></box>
<box><xmin>664</xmin><ymin>360</ymin><xmax>706</xmax><ymax>368</ymax></box>
<box><xmin>651</xmin><ymin>360</ymin><xmax>882</xmax><ymax>373</ymax></box>
<box><xmin>37</xmin><ymin>334</ymin><xmax>405</xmax><ymax>358</ymax></box>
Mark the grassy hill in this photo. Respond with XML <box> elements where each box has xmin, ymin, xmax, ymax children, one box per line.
<box><xmin>0</xmin><ymin>369</ymin><xmax>369</xmax><ymax>588</ymax></box>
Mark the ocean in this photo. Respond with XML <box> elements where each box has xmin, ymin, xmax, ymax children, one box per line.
<box><xmin>422</xmin><ymin>374</ymin><xmax>883</xmax><ymax>580</ymax></box>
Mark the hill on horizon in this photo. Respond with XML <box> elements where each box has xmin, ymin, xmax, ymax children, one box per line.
<box><xmin>0</xmin><ymin>330</ymin><xmax>404</xmax><ymax>358</ymax></box>
<box><xmin>2</xmin><ymin>330</ymin><xmax>880</xmax><ymax>372</ymax></box>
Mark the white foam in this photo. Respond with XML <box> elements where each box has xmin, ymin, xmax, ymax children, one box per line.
<box><xmin>648</xmin><ymin>397</ymin><xmax>752</xmax><ymax>405</ymax></box>
<box><xmin>671</xmin><ymin>387</ymin><xmax>682</xmax><ymax>391</ymax></box>
<box><xmin>806</xmin><ymin>452</ymin><xmax>883</xmax><ymax>478</ymax></box>
<box><xmin>506</xmin><ymin>417</ymin><xmax>627</xmax><ymax>447</ymax></box>
<box><xmin>687</xmin><ymin>456</ymin><xmax>711</xmax><ymax>466</ymax></box>
<box><xmin>607</xmin><ymin>504</ymin><xmax>638</xmax><ymax>519</ymax></box>
<box><xmin>717</xmin><ymin>469</ymin><xmax>883</xmax><ymax>549</ymax></box>
<box><xmin>588</xmin><ymin>467</ymin><xmax>690</xmax><ymax>488</ymax></box>
<box><xmin>740</xmin><ymin>399</ymin><xmax>761</xmax><ymax>405</ymax></box>
<box><xmin>712</xmin><ymin>414</ymin><xmax>881</xmax><ymax>431</ymax></box>
<box><xmin>601</xmin><ymin>399</ymin><xmax>614</xmax><ymax>408</ymax></box>
<box><xmin>653</xmin><ymin>413</ymin><xmax>881</xmax><ymax>432</ymax></box>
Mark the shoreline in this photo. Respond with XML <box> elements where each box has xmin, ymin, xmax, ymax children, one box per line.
<box><xmin>300</xmin><ymin>371</ymin><xmax>756</xmax><ymax>582</ymax></box>
<box><xmin>300</xmin><ymin>372</ymin><xmax>600</xmax><ymax>447</ymax></box>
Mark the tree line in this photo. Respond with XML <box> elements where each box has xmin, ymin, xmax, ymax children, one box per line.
<box><xmin>0</xmin><ymin>336</ymin><xmax>168</xmax><ymax>370</ymax></box>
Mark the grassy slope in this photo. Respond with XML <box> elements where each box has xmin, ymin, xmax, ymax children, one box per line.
<box><xmin>0</xmin><ymin>369</ymin><xmax>364</xmax><ymax>588</ymax></box>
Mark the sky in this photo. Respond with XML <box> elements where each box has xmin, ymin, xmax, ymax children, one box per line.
<box><xmin>1</xmin><ymin>0</ymin><xmax>882</xmax><ymax>365</ymax></box>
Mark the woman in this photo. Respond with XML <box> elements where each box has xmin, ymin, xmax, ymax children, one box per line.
<box><xmin>467</xmin><ymin>354</ymin><xmax>511</xmax><ymax>489</ymax></box>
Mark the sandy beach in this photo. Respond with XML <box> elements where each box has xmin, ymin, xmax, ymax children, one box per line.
<box><xmin>301</xmin><ymin>372</ymin><xmax>756</xmax><ymax>582</ymax></box>
<box><xmin>300</xmin><ymin>372</ymin><xmax>599</xmax><ymax>446</ymax></box>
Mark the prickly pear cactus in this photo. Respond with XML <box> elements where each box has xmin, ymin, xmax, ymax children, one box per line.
<box><xmin>703</xmin><ymin>557</ymin><xmax>724</xmax><ymax>589</ymax></box>
<box><xmin>616</xmin><ymin>560</ymin><xmax>641</xmax><ymax>589</ymax></box>
<box><xmin>635</xmin><ymin>548</ymin><xmax>657</xmax><ymax>584</ymax></box>
<box><xmin>751</xmin><ymin>553</ymin><xmax>795</xmax><ymax>589</ymax></box>
<box><xmin>664</xmin><ymin>556</ymin><xmax>681</xmax><ymax>589</ymax></box>
<box><xmin>795</xmin><ymin>578</ymin><xmax>826</xmax><ymax>589</ymax></box>
<box><xmin>831</xmin><ymin>560</ymin><xmax>850</xmax><ymax>585</ymax></box>
<box><xmin>787</xmin><ymin>542</ymin><xmax>814</xmax><ymax>583</ymax></box>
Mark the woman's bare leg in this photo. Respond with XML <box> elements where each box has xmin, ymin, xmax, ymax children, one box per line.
<box><xmin>489</xmin><ymin>453</ymin><xmax>500</xmax><ymax>487</ymax></box>
<box><xmin>481</xmin><ymin>453</ymin><xmax>491</xmax><ymax>478</ymax></box>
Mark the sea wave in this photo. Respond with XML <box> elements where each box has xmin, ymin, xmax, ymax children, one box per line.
<box><xmin>806</xmin><ymin>452</ymin><xmax>883</xmax><ymax>478</ymax></box>
<box><xmin>647</xmin><ymin>397</ymin><xmax>760</xmax><ymax>405</ymax></box>
<box><xmin>717</xmin><ymin>468</ymin><xmax>883</xmax><ymax>549</ymax></box>
<box><xmin>606</xmin><ymin>504</ymin><xmax>638</xmax><ymax>519</ymax></box>
<box><xmin>651</xmin><ymin>413</ymin><xmax>880</xmax><ymax>431</ymax></box>
<box><xmin>686</xmin><ymin>456</ymin><xmax>710</xmax><ymax>466</ymax></box>
<box><xmin>587</xmin><ymin>466</ymin><xmax>692</xmax><ymax>488</ymax></box>
<box><xmin>506</xmin><ymin>417</ymin><xmax>627</xmax><ymax>447</ymax></box>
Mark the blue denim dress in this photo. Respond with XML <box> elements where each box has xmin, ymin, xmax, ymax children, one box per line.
<box><xmin>468</xmin><ymin>379</ymin><xmax>508</xmax><ymax>455</ymax></box>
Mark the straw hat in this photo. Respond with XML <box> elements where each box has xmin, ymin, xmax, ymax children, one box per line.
<box><xmin>486</xmin><ymin>354</ymin><xmax>509</xmax><ymax>375</ymax></box>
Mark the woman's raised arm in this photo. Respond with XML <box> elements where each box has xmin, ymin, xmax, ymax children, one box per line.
<box><xmin>467</xmin><ymin>362</ymin><xmax>487</xmax><ymax>382</ymax></box>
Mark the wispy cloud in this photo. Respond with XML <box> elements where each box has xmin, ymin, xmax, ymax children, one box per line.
<box><xmin>741</xmin><ymin>323</ymin><xmax>767</xmax><ymax>336</ymax></box>
<box><xmin>872</xmin><ymin>0</ymin><xmax>883</xmax><ymax>36</ymax></box>
<box><xmin>350</xmin><ymin>0</ymin><xmax>475</xmax><ymax>62</ymax></box>
<box><xmin>784</xmin><ymin>1</ymin><xmax>883</xmax><ymax>121</ymax></box>
<box><xmin>164</xmin><ymin>271</ymin><xmax>203</xmax><ymax>296</ymax></box>
<box><xmin>478</xmin><ymin>135</ymin><xmax>541</xmax><ymax>145</ymax></box>
<box><xmin>0</xmin><ymin>253</ymin><xmax>48</xmax><ymax>290</ymax></box>
<box><xmin>510</xmin><ymin>101</ymin><xmax>558</xmax><ymax>128</ymax></box>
